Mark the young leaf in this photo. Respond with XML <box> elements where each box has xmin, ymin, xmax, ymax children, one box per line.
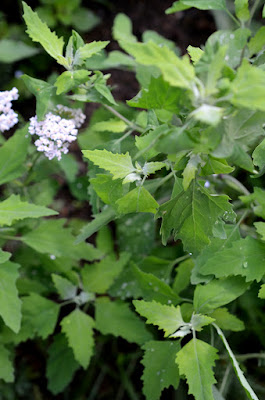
<box><xmin>235</xmin><ymin>0</ymin><xmax>250</xmax><ymax>22</ymax></box>
<box><xmin>133</xmin><ymin>300</ymin><xmax>185</xmax><ymax>337</ymax></box>
<box><xmin>52</xmin><ymin>274</ymin><xmax>77</xmax><ymax>300</ymax></box>
<box><xmin>0</xmin><ymin>195</ymin><xmax>57</xmax><ymax>226</ymax></box>
<box><xmin>141</xmin><ymin>340</ymin><xmax>181</xmax><ymax>400</ymax></box>
<box><xmin>213</xmin><ymin>324</ymin><xmax>259</xmax><ymax>400</ymax></box>
<box><xmin>0</xmin><ymin>126</ymin><xmax>30</xmax><ymax>185</ymax></box>
<box><xmin>55</xmin><ymin>70</ymin><xmax>90</xmax><ymax>95</ymax></box>
<box><xmin>112</xmin><ymin>13</ymin><xmax>137</xmax><ymax>43</ymax></box>
<box><xmin>0</xmin><ymin>262</ymin><xmax>21</xmax><ymax>333</ymax></box>
<box><xmin>82</xmin><ymin>149</ymin><xmax>135</xmax><ymax>180</ymax></box>
<box><xmin>248</xmin><ymin>26</ymin><xmax>265</xmax><ymax>57</ymax></box>
<box><xmin>74</xmin><ymin>41</ymin><xmax>109</xmax><ymax>65</ymax></box>
<box><xmin>95</xmin><ymin>297</ymin><xmax>153</xmax><ymax>344</ymax></box>
<box><xmin>81</xmin><ymin>252</ymin><xmax>130</xmax><ymax>294</ymax></box>
<box><xmin>182</xmin><ymin>154</ymin><xmax>201</xmax><ymax>190</ymax></box>
<box><xmin>176</xmin><ymin>339</ymin><xmax>219</xmax><ymax>400</ymax></box>
<box><xmin>61</xmin><ymin>309</ymin><xmax>95</xmax><ymax>369</ymax></box>
<box><xmin>210</xmin><ymin>308</ymin><xmax>245</xmax><ymax>331</ymax></box>
<box><xmin>258</xmin><ymin>284</ymin><xmax>265</xmax><ymax>299</ymax></box>
<box><xmin>46</xmin><ymin>334</ymin><xmax>79</xmax><ymax>395</ymax></box>
<box><xmin>191</xmin><ymin>104</ymin><xmax>223</xmax><ymax>126</ymax></box>
<box><xmin>0</xmin><ymin>345</ymin><xmax>14</xmax><ymax>382</ymax></box>
<box><xmin>194</xmin><ymin>277</ymin><xmax>249</xmax><ymax>314</ymax></box>
<box><xmin>116</xmin><ymin>187</ymin><xmax>159</xmax><ymax>214</ymax></box>
<box><xmin>22</xmin><ymin>2</ymin><xmax>66</xmax><ymax>65</ymax></box>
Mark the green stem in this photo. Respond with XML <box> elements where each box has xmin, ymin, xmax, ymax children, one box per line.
<box><xmin>170</xmin><ymin>254</ymin><xmax>191</xmax><ymax>267</ymax></box>
<box><xmin>220</xmin><ymin>364</ymin><xmax>232</xmax><ymax>396</ymax></box>
<box><xmin>220</xmin><ymin>352</ymin><xmax>265</xmax><ymax>361</ymax></box>
<box><xmin>248</xmin><ymin>0</ymin><xmax>261</xmax><ymax>27</ymax></box>
<box><xmin>0</xmin><ymin>235</ymin><xmax>23</xmax><ymax>242</ymax></box>
<box><xmin>103</xmin><ymin>104</ymin><xmax>144</xmax><ymax>133</ymax></box>
<box><xmin>221</xmin><ymin>174</ymin><xmax>250</xmax><ymax>195</ymax></box>
<box><xmin>114</xmin><ymin>128</ymin><xmax>134</xmax><ymax>145</ymax></box>
<box><xmin>225</xmin><ymin>9</ymin><xmax>241</xmax><ymax>27</ymax></box>
<box><xmin>24</xmin><ymin>152</ymin><xmax>42</xmax><ymax>186</ymax></box>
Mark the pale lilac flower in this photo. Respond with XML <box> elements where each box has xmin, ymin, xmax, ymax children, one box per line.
<box><xmin>29</xmin><ymin>105</ymin><xmax>86</xmax><ymax>161</ymax></box>
<box><xmin>0</xmin><ymin>87</ymin><xmax>19</xmax><ymax>132</ymax></box>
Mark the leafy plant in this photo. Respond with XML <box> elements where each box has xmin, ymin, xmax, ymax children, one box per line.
<box><xmin>0</xmin><ymin>0</ymin><xmax>265</xmax><ymax>399</ymax></box>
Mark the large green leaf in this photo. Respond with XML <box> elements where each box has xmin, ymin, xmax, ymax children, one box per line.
<box><xmin>194</xmin><ymin>277</ymin><xmax>249</xmax><ymax>314</ymax></box>
<box><xmin>46</xmin><ymin>334</ymin><xmax>79</xmax><ymax>395</ymax></box>
<box><xmin>22</xmin><ymin>2</ymin><xmax>66</xmax><ymax>65</ymax></box>
<box><xmin>0</xmin><ymin>195</ymin><xmax>57</xmax><ymax>226</ymax></box>
<box><xmin>0</xmin><ymin>126</ymin><xmax>30</xmax><ymax>185</ymax></box>
<box><xmin>133</xmin><ymin>300</ymin><xmax>185</xmax><ymax>337</ymax></box>
<box><xmin>95</xmin><ymin>297</ymin><xmax>153</xmax><ymax>344</ymax></box>
<box><xmin>122</xmin><ymin>41</ymin><xmax>195</xmax><ymax>89</ymax></box>
<box><xmin>210</xmin><ymin>308</ymin><xmax>244</xmax><ymax>331</ymax></box>
<box><xmin>90</xmin><ymin>174</ymin><xmax>124</xmax><ymax>207</ymax></box>
<box><xmin>166</xmin><ymin>0</ymin><xmax>226</xmax><ymax>13</ymax></box>
<box><xmin>116</xmin><ymin>187</ymin><xmax>159</xmax><ymax>214</ymax></box>
<box><xmin>0</xmin><ymin>262</ymin><xmax>21</xmax><ymax>333</ymax></box>
<box><xmin>0</xmin><ymin>39</ymin><xmax>39</xmax><ymax>63</ymax></box>
<box><xmin>81</xmin><ymin>252</ymin><xmax>130</xmax><ymax>294</ymax></box>
<box><xmin>141</xmin><ymin>340</ymin><xmax>180</xmax><ymax>400</ymax></box>
<box><xmin>176</xmin><ymin>339</ymin><xmax>219</xmax><ymax>400</ymax></box>
<box><xmin>52</xmin><ymin>274</ymin><xmax>77</xmax><ymax>300</ymax></box>
<box><xmin>61</xmin><ymin>309</ymin><xmax>94</xmax><ymax>369</ymax></box>
<box><xmin>55</xmin><ymin>70</ymin><xmax>90</xmax><ymax>94</ymax></box>
<box><xmin>0</xmin><ymin>345</ymin><xmax>14</xmax><ymax>382</ymax></box>
<box><xmin>22</xmin><ymin>219</ymin><xmax>102</xmax><ymax>261</ymax></box>
<box><xmin>157</xmin><ymin>181</ymin><xmax>235</xmax><ymax>254</ymax></box>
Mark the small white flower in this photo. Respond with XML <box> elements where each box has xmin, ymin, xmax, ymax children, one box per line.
<box><xmin>28</xmin><ymin>105</ymin><xmax>86</xmax><ymax>161</ymax></box>
<box><xmin>0</xmin><ymin>87</ymin><xmax>19</xmax><ymax>132</ymax></box>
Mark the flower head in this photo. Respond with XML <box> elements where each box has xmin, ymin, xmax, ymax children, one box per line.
<box><xmin>29</xmin><ymin>105</ymin><xmax>86</xmax><ymax>161</ymax></box>
<box><xmin>0</xmin><ymin>87</ymin><xmax>19</xmax><ymax>132</ymax></box>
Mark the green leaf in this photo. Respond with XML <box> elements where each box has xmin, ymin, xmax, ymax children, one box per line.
<box><xmin>0</xmin><ymin>195</ymin><xmax>57</xmax><ymax>226</ymax></box>
<box><xmin>231</xmin><ymin>60</ymin><xmax>265</xmax><ymax>111</ymax></box>
<box><xmin>21</xmin><ymin>75</ymin><xmax>55</xmax><ymax>119</ymax></box>
<box><xmin>0</xmin><ymin>345</ymin><xmax>14</xmax><ymax>382</ymax></box>
<box><xmin>61</xmin><ymin>309</ymin><xmax>94</xmax><ymax>369</ymax></box>
<box><xmin>249</xmin><ymin>27</ymin><xmax>265</xmax><ymax>57</ymax></box>
<box><xmin>122</xmin><ymin>41</ymin><xmax>195</xmax><ymax>89</ymax></box>
<box><xmin>141</xmin><ymin>340</ymin><xmax>180</xmax><ymax>400</ymax></box>
<box><xmin>133</xmin><ymin>300</ymin><xmax>185</xmax><ymax>337</ymax></box>
<box><xmin>252</xmin><ymin>137</ymin><xmax>265</xmax><ymax>169</ymax></box>
<box><xmin>240</xmin><ymin>188</ymin><xmax>265</xmax><ymax>218</ymax></box>
<box><xmin>0</xmin><ymin>249</ymin><xmax>11</xmax><ymax>264</ymax></box>
<box><xmin>22</xmin><ymin>293</ymin><xmax>60</xmax><ymax>339</ymax></box>
<box><xmin>235</xmin><ymin>0</ymin><xmax>250</xmax><ymax>22</ymax></box>
<box><xmin>82</xmin><ymin>149</ymin><xmax>135</xmax><ymax>180</ymax></box>
<box><xmin>157</xmin><ymin>181</ymin><xmax>235</xmax><ymax>254</ymax></box>
<box><xmin>0</xmin><ymin>262</ymin><xmax>21</xmax><ymax>333</ymax></box>
<box><xmin>191</xmin><ymin>313</ymin><xmax>215</xmax><ymax>331</ymax></box>
<box><xmin>143</xmin><ymin>162</ymin><xmax>166</xmax><ymax>176</ymax></box>
<box><xmin>201</xmin><ymin>156</ymin><xmax>234</xmax><ymax>175</ymax></box>
<box><xmin>81</xmin><ymin>252</ymin><xmax>130</xmax><ymax>294</ymax></box>
<box><xmin>194</xmin><ymin>277</ymin><xmax>249</xmax><ymax>314</ymax></box>
<box><xmin>258</xmin><ymin>284</ymin><xmax>265</xmax><ymax>298</ymax></box>
<box><xmin>22</xmin><ymin>2</ymin><xmax>66</xmax><ymax>65</ymax></box>
<box><xmin>182</xmin><ymin>154</ymin><xmax>201</xmax><ymax>190</ymax></box>
<box><xmin>173</xmin><ymin>259</ymin><xmax>194</xmax><ymax>295</ymax></box>
<box><xmin>95</xmin><ymin>297</ymin><xmax>152</xmax><ymax>344</ymax></box>
<box><xmin>255</xmin><ymin>222</ymin><xmax>265</xmax><ymax>240</ymax></box>
<box><xmin>210</xmin><ymin>308</ymin><xmax>244</xmax><ymax>331</ymax></box>
<box><xmin>166</xmin><ymin>0</ymin><xmax>226</xmax><ymax>13</ymax></box>
<box><xmin>191</xmin><ymin>104</ymin><xmax>223</xmax><ymax>126</ymax></box>
<box><xmin>55</xmin><ymin>70</ymin><xmax>90</xmax><ymax>95</ymax></box>
<box><xmin>0</xmin><ymin>126</ymin><xmax>30</xmax><ymax>185</ymax></box>
<box><xmin>116</xmin><ymin>187</ymin><xmax>159</xmax><ymax>214</ymax></box>
<box><xmin>214</xmin><ymin>324</ymin><xmax>259</xmax><ymax>400</ymax></box>
<box><xmin>52</xmin><ymin>274</ymin><xmax>77</xmax><ymax>300</ymax></box>
<box><xmin>22</xmin><ymin>219</ymin><xmax>102</xmax><ymax>261</ymax></box>
<box><xmin>133</xmin><ymin>266</ymin><xmax>181</xmax><ymax>305</ymax></box>
<box><xmin>46</xmin><ymin>334</ymin><xmax>79</xmax><ymax>395</ymax></box>
<box><xmin>75</xmin><ymin>206</ymin><xmax>116</xmax><ymax>244</ymax></box>
<box><xmin>187</xmin><ymin>45</ymin><xmax>204</xmax><ymax>64</ymax></box>
<box><xmin>127</xmin><ymin>75</ymin><xmax>184</xmax><ymax>113</ymax></box>
<box><xmin>90</xmin><ymin>175</ymin><xmax>125</xmax><ymax>207</ymax></box>
<box><xmin>74</xmin><ymin>41</ymin><xmax>109</xmax><ymax>65</ymax></box>
<box><xmin>92</xmin><ymin>119</ymin><xmax>127</xmax><ymax>133</ymax></box>
<box><xmin>176</xmin><ymin>339</ymin><xmax>219</xmax><ymax>400</ymax></box>
<box><xmin>112</xmin><ymin>13</ymin><xmax>137</xmax><ymax>44</ymax></box>
<box><xmin>0</xmin><ymin>39</ymin><xmax>39</xmax><ymax>63</ymax></box>
<box><xmin>199</xmin><ymin>236</ymin><xmax>265</xmax><ymax>282</ymax></box>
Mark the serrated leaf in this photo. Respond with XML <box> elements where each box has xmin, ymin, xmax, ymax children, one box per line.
<box><xmin>61</xmin><ymin>309</ymin><xmax>94</xmax><ymax>369</ymax></box>
<box><xmin>142</xmin><ymin>162</ymin><xmax>166</xmax><ymax>176</ymax></box>
<box><xmin>46</xmin><ymin>334</ymin><xmax>79</xmax><ymax>395</ymax></box>
<box><xmin>133</xmin><ymin>300</ymin><xmax>184</xmax><ymax>337</ymax></box>
<box><xmin>0</xmin><ymin>345</ymin><xmax>14</xmax><ymax>382</ymax></box>
<box><xmin>199</xmin><ymin>236</ymin><xmax>265</xmax><ymax>282</ymax></box>
<box><xmin>176</xmin><ymin>339</ymin><xmax>219</xmax><ymax>400</ymax></box>
<box><xmin>122</xmin><ymin>41</ymin><xmax>195</xmax><ymax>89</ymax></box>
<box><xmin>210</xmin><ymin>308</ymin><xmax>244</xmax><ymax>331</ymax></box>
<box><xmin>0</xmin><ymin>39</ymin><xmax>39</xmax><ymax>63</ymax></box>
<box><xmin>214</xmin><ymin>324</ymin><xmax>259</xmax><ymax>400</ymax></box>
<box><xmin>141</xmin><ymin>340</ymin><xmax>180</xmax><ymax>400</ymax></box>
<box><xmin>82</xmin><ymin>149</ymin><xmax>135</xmax><ymax>180</ymax></box>
<box><xmin>95</xmin><ymin>297</ymin><xmax>152</xmax><ymax>344</ymax></box>
<box><xmin>116</xmin><ymin>187</ymin><xmax>159</xmax><ymax>214</ymax></box>
<box><xmin>187</xmin><ymin>45</ymin><xmax>204</xmax><ymax>64</ymax></box>
<box><xmin>252</xmin><ymin>137</ymin><xmax>265</xmax><ymax>170</ymax></box>
<box><xmin>0</xmin><ymin>262</ymin><xmax>21</xmax><ymax>333</ymax></box>
<box><xmin>166</xmin><ymin>0</ymin><xmax>226</xmax><ymax>13</ymax></box>
<box><xmin>22</xmin><ymin>219</ymin><xmax>102</xmax><ymax>261</ymax></box>
<box><xmin>74</xmin><ymin>41</ymin><xmax>109</xmax><ymax>65</ymax></box>
<box><xmin>191</xmin><ymin>314</ymin><xmax>215</xmax><ymax>331</ymax></box>
<box><xmin>55</xmin><ymin>70</ymin><xmax>90</xmax><ymax>95</ymax></box>
<box><xmin>182</xmin><ymin>154</ymin><xmax>201</xmax><ymax>190</ymax></box>
<box><xmin>0</xmin><ymin>126</ymin><xmax>30</xmax><ymax>185</ymax></box>
<box><xmin>258</xmin><ymin>284</ymin><xmax>265</xmax><ymax>298</ymax></box>
<box><xmin>194</xmin><ymin>277</ymin><xmax>249</xmax><ymax>314</ymax></box>
<box><xmin>52</xmin><ymin>274</ymin><xmax>77</xmax><ymax>300</ymax></box>
<box><xmin>157</xmin><ymin>180</ymin><xmax>235</xmax><ymax>254</ymax></box>
<box><xmin>249</xmin><ymin>26</ymin><xmax>265</xmax><ymax>57</ymax></box>
<box><xmin>21</xmin><ymin>75</ymin><xmax>55</xmax><ymax>119</ymax></box>
<box><xmin>0</xmin><ymin>195</ymin><xmax>57</xmax><ymax>226</ymax></box>
<box><xmin>235</xmin><ymin>0</ymin><xmax>250</xmax><ymax>22</ymax></box>
<box><xmin>90</xmin><ymin>174</ymin><xmax>125</xmax><ymax>207</ymax></box>
<box><xmin>22</xmin><ymin>2</ymin><xmax>65</xmax><ymax>65</ymax></box>
<box><xmin>81</xmin><ymin>252</ymin><xmax>130</xmax><ymax>294</ymax></box>
<box><xmin>22</xmin><ymin>293</ymin><xmax>59</xmax><ymax>339</ymax></box>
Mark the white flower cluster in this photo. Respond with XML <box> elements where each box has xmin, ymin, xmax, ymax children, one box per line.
<box><xmin>0</xmin><ymin>87</ymin><xmax>19</xmax><ymax>132</ymax></box>
<box><xmin>29</xmin><ymin>105</ymin><xmax>86</xmax><ymax>161</ymax></box>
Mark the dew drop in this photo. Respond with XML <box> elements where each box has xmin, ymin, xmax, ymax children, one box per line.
<box><xmin>243</xmin><ymin>262</ymin><xmax>248</xmax><ymax>268</ymax></box>
<box><xmin>168</xmin><ymin>300</ymin><xmax>172</xmax><ymax>304</ymax></box>
<box><xmin>121</xmin><ymin>282</ymin><xmax>128</xmax><ymax>289</ymax></box>
<box><xmin>150</xmin><ymin>348</ymin><xmax>154</xmax><ymax>352</ymax></box>
<box><xmin>50</xmin><ymin>254</ymin><xmax>56</xmax><ymax>260</ymax></box>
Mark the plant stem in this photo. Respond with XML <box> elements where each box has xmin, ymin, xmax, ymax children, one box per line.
<box><xmin>0</xmin><ymin>235</ymin><xmax>23</xmax><ymax>241</ymax></box>
<box><xmin>225</xmin><ymin>9</ymin><xmax>241</xmax><ymax>27</ymax></box>
<box><xmin>103</xmin><ymin>104</ymin><xmax>143</xmax><ymax>133</ymax></box>
<box><xmin>24</xmin><ymin>152</ymin><xmax>42</xmax><ymax>186</ymax></box>
<box><xmin>114</xmin><ymin>128</ymin><xmax>134</xmax><ymax>145</ymax></box>
<box><xmin>220</xmin><ymin>364</ymin><xmax>232</xmax><ymax>395</ymax></box>
<box><xmin>248</xmin><ymin>0</ymin><xmax>261</xmax><ymax>26</ymax></box>
<box><xmin>221</xmin><ymin>174</ymin><xmax>250</xmax><ymax>195</ymax></box>
<box><xmin>220</xmin><ymin>352</ymin><xmax>265</xmax><ymax>361</ymax></box>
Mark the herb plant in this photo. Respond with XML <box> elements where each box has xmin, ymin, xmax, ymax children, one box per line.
<box><xmin>0</xmin><ymin>1</ymin><xmax>265</xmax><ymax>399</ymax></box>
